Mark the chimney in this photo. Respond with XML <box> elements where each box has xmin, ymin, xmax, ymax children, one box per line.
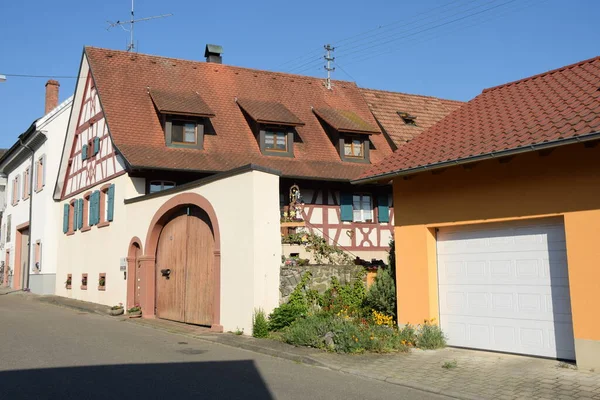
<box><xmin>204</xmin><ymin>44</ymin><xmax>223</xmax><ymax>64</ymax></box>
<box><xmin>45</xmin><ymin>80</ymin><xmax>60</xmax><ymax>115</ymax></box>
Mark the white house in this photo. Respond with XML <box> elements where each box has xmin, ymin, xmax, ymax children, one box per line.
<box><xmin>0</xmin><ymin>80</ymin><xmax>72</xmax><ymax>293</ymax></box>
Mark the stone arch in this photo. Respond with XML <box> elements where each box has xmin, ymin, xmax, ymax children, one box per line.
<box><xmin>142</xmin><ymin>193</ymin><xmax>222</xmax><ymax>332</ymax></box>
<box><xmin>126</xmin><ymin>237</ymin><xmax>143</xmax><ymax>309</ymax></box>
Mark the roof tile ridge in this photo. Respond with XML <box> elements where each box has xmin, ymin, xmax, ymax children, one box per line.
<box><xmin>84</xmin><ymin>46</ymin><xmax>358</xmax><ymax>85</ymax></box>
<box><xmin>359</xmin><ymin>86</ymin><xmax>464</xmax><ymax>103</ymax></box>
<box><xmin>482</xmin><ymin>55</ymin><xmax>600</xmax><ymax>94</ymax></box>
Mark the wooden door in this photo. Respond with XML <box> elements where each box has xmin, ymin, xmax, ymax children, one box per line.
<box><xmin>155</xmin><ymin>209</ymin><xmax>188</xmax><ymax>322</ymax></box>
<box><xmin>184</xmin><ymin>207</ymin><xmax>215</xmax><ymax>325</ymax></box>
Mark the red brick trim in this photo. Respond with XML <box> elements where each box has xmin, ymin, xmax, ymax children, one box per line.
<box><xmin>142</xmin><ymin>193</ymin><xmax>222</xmax><ymax>332</ymax></box>
<box><xmin>126</xmin><ymin>237</ymin><xmax>143</xmax><ymax>309</ymax></box>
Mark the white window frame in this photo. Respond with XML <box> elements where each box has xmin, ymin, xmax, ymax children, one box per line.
<box><xmin>352</xmin><ymin>194</ymin><xmax>373</xmax><ymax>222</ymax></box>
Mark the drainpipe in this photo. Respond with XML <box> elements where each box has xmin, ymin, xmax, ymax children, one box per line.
<box><xmin>18</xmin><ymin>135</ymin><xmax>35</xmax><ymax>290</ymax></box>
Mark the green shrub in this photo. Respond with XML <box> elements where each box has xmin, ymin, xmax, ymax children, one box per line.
<box><xmin>282</xmin><ymin>313</ymin><xmax>333</xmax><ymax>348</ymax></box>
<box><xmin>364</xmin><ymin>267</ymin><xmax>396</xmax><ymax>319</ymax></box>
<box><xmin>398</xmin><ymin>323</ymin><xmax>417</xmax><ymax>347</ymax></box>
<box><xmin>252</xmin><ymin>309</ymin><xmax>269</xmax><ymax>338</ymax></box>
<box><xmin>269</xmin><ymin>303</ymin><xmax>307</xmax><ymax>331</ymax></box>
<box><xmin>320</xmin><ymin>275</ymin><xmax>367</xmax><ymax>315</ymax></box>
<box><xmin>282</xmin><ymin>313</ymin><xmax>409</xmax><ymax>354</ymax></box>
<box><xmin>416</xmin><ymin>320</ymin><xmax>446</xmax><ymax>349</ymax></box>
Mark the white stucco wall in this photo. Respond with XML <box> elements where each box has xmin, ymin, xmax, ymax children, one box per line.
<box><xmin>56</xmin><ymin>168</ymin><xmax>281</xmax><ymax>334</ymax></box>
<box><xmin>54</xmin><ymin>174</ymin><xmax>144</xmax><ymax>305</ymax></box>
<box><xmin>124</xmin><ymin>169</ymin><xmax>281</xmax><ymax>334</ymax></box>
<box><xmin>2</xmin><ymin>98</ymin><xmax>72</xmax><ymax>293</ymax></box>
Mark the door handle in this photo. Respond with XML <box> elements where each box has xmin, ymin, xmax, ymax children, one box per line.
<box><xmin>160</xmin><ymin>269</ymin><xmax>171</xmax><ymax>279</ymax></box>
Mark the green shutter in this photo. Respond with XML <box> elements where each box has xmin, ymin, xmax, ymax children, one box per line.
<box><xmin>63</xmin><ymin>204</ymin><xmax>69</xmax><ymax>233</ymax></box>
<box><xmin>81</xmin><ymin>145</ymin><xmax>88</xmax><ymax>161</ymax></box>
<box><xmin>89</xmin><ymin>192</ymin><xmax>98</xmax><ymax>226</ymax></box>
<box><xmin>93</xmin><ymin>137</ymin><xmax>100</xmax><ymax>155</ymax></box>
<box><xmin>377</xmin><ymin>194</ymin><xmax>389</xmax><ymax>223</ymax></box>
<box><xmin>78</xmin><ymin>199</ymin><xmax>84</xmax><ymax>229</ymax></box>
<box><xmin>107</xmin><ymin>184</ymin><xmax>115</xmax><ymax>221</ymax></box>
<box><xmin>73</xmin><ymin>202</ymin><xmax>79</xmax><ymax>231</ymax></box>
<box><xmin>340</xmin><ymin>193</ymin><xmax>353</xmax><ymax>222</ymax></box>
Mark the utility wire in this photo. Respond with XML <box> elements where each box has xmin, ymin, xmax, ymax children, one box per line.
<box><xmin>0</xmin><ymin>73</ymin><xmax>84</xmax><ymax>79</ymax></box>
<box><xmin>281</xmin><ymin>0</ymin><xmax>482</xmax><ymax>71</ymax></box>
<box><xmin>292</xmin><ymin>0</ymin><xmax>520</xmax><ymax>74</ymax></box>
<box><xmin>287</xmin><ymin>0</ymin><xmax>508</xmax><ymax>73</ymax></box>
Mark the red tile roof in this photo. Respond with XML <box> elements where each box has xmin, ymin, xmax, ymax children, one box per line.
<box><xmin>360</xmin><ymin>88</ymin><xmax>463</xmax><ymax>148</ymax></box>
<box><xmin>85</xmin><ymin>47</ymin><xmax>392</xmax><ymax>181</ymax></box>
<box><xmin>149</xmin><ymin>89</ymin><xmax>215</xmax><ymax>117</ymax></box>
<box><xmin>236</xmin><ymin>98</ymin><xmax>304</xmax><ymax>126</ymax></box>
<box><xmin>313</xmin><ymin>107</ymin><xmax>380</xmax><ymax>135</ymax></box>
<box><xmin>357</xmin><ymin>56</ymin><xmax>600</xmax><ymax>182</ymax></box>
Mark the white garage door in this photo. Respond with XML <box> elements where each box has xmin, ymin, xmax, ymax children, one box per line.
<box><xmin>437</xmin><ymin>219</ymin><xmax>575</xmax><ymax>360</ymax></box>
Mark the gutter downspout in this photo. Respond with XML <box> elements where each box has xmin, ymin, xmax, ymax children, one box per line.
<box><xmin>18</xmin><ymin>136</ymin><xmax>35</xmax><ymax>290</ymax></box>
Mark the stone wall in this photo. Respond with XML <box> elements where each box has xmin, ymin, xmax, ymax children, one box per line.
<box><xmin>280</xmin><ymin>264</ymin><xmax>367</xmax><ymax>304</ymax></box>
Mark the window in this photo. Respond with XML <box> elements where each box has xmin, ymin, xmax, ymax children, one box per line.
<box><xmin>344</xmin><ymin>137</ymin><xmax>364</xmax><ymax>158</ymax></box>
<box><xmin>81</xmin><ymin>192</ymin><xmax>91</xmax><ymax>231</ymax></box>
<box><xmin>35</xmin><ymin>156</ymin><xmax>45</xmax><ymax>192</ymax></box>
<box><xmin>98</xmin><ymin>273</ymin><xmax>106</xmax><ymax>291</ymax></box>
<box><xmin>23</xmin><ymin>168</ymin><xmax>30</xmax><ymax>200</ymax></box>
<box><xmin>172</xmin><ymin>121</ymin><xmax>197</xmax><ymax>144</ymax></box>
<box><xmin>149</xmin><ymin>181</ymin><xmax>176</xmax><ymax>194</ymax></box>
<box><xmin>259</xmin><ymin>128</ymin><xmax>293</xmax><ymax>157</ymax></box>
<box><xmin>6</xmin><ymin>215</ymin><xmax>11</xmax><ymax>242</ymax></box>
<box><xmin>165</xmin><ymin>118</ymin><xmax>204</xmax><ymax>149</ymax></box>
<box><xmin>398</xmin><ymin>112</ymin><xmax>417</xmax><ymax>126</ymax></box>
<box><xmin>264</xmin><ymin>130</ymin><xmax>287</xmax><ymax>151</ymax></box>
<box><xmin>66</xmin><ymin>274</ymin><xmax>72</xmax><ymax>289</ymax></box>
<box><xmin>352</xmin><ymin>194</ymin><xmax>373</xmax><ymax>222</ymax></box>
<box><xmin>81</xmin><ymin>273</ymin><xmax>88</xmax><ymax>290</ymax></box>
<box><xmin>98</xmin><ymin>184</ymin><xmax>115</xmax><ymax>227</ymax></box>
<box><xmin>12</xmin><ymin>176</ymin><xmax>19</xmax><ymax>205</ymax></box>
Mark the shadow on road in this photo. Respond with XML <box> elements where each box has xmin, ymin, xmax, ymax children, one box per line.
<box><xmin>0</xmin><ymin>360</ymin><xmax>273</xmax><ymax>399</ymax></box>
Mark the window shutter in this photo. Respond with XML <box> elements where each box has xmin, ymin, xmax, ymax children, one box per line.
<box><xmin>377</xmin><ymin>194</ymin><xmax>389</xmax><ymax>223</ymax></box>
<box><xmin>93</xmin><ymin>137</ymin><xmax>100</xmax><ymax>155</ymax></box>
<box><xmin>94</xmin><ymin>190</ymin><xmax>101</xmax><ymax>225</ymax></box>
<box><xmin>63</xmin><ymin>204</ymin><xmax>69</xmax><ymax>233</ymax></box>
<box><xmin>82</xmin><ymin>145</ymin><xmax>88</xmax><ymax>161</ymax></box>
<box><xmin>78</xmin><ymin>199</ymin><xmax>84</xmax><ymax>229</ymax></box>
<box><xmin>107</xmin><ymin>184</ymin><xmax>115</xmax><ymax>221</ymax></box>
<box><xmin>88</xmin><ymin>195</ymin><xmax>95</xmax><ymax>226</ymax></box>
<box><xmin>340</xmin><ymin>193</ymin><xmax>353</xmax><ymax>222</ymax></box>
<box><xmin>73</xmin><ymin>202</ymin><xmax>79</xmax><ymax>231</ymax></box>
<box><xmin>41</xmin><ymin>155</ymin><xmax>46</xmax><ymax>187</ymax></box>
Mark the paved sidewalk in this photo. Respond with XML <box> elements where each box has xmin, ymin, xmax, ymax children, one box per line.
<box><xmin>32</xmin><ymin>293</ymin><xmax>600</xmax><ymax>400</ymax></box>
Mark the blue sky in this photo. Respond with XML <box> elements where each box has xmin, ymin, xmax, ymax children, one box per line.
<box><xmin>0</xmin><ymin>0</ymin><xmax>597</xmax><ymax>148</ymax></box>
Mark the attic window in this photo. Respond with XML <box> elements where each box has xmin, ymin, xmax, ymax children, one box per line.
<box><xmin>259</xmin><ymin>126</ymin><xmax>294</xmax><ymax>157</ymax></box>
<box><xmin>398</xmin><ymin>112</ymin><xmax>417</xmax><ymax>126</ymax></box>
<box><xmin>164</xmin><ymin>117</ymin><xmax>205</xmax><ymax>149</ymax></box>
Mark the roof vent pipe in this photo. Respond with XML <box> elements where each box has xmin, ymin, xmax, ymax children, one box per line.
<box><xmin>204</xmin><ymin>44</ymin><xmax>223</xmax><ymax>64</ymax></box>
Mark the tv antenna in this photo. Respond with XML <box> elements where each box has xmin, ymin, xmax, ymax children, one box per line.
<box><xmin>107</xmin><ymin>0</ymin><xmax>172</xmax><ymax>52</ymax></box>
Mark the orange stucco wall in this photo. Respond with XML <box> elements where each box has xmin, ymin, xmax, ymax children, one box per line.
<box><xmin>392</xmin><ymin>142</ymin><xmax>600</xmax><ymax>342</ymax></box>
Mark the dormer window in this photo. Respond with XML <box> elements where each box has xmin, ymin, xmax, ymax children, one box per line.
<box><xmin>312</xmin><ymin>107</ymin><xmax>379</xmax><ymax>164</ymax></box>
<box><xmin>398</xmin><ymin>111</ymin><xmax>417</xmax><ymax>126</ymax></box>
<box><xmin>165</xmin><ymin>117</ymin><xmax>204</xmax><ymax>149</ymax></box>
<box><xmin>236</xmin><ymin>98</ymin><xmax>304</xmax><ymax>158</ymax></box>
<box><xmin>148</xmin><ymin>88</ymin><xmax>215</xmax><ymax>150</ymax></box>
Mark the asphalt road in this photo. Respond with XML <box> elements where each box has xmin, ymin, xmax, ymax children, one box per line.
<box><xmin>0</xmin><ymin>294</ymin><xmax>450</xmax><ymax>400</ymax></box>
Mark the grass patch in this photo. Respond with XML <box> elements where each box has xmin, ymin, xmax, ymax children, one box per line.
<box><xmin>442</xmin><ymin>360</ymin><xmax>458</xmax><ymax>369</ymax></box>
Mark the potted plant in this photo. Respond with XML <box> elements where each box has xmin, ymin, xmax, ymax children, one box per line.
<box><xmin>109</xmin><ymin>303</ymin><xmax>124</xmax><ymax>316</ymax></box>
<box><xmin>127</xmin><ymin>304</ymin><xmax>142</xmax><ymax>318</ymax></box>
<box><xmin>98</xmin><ymin>276</ymin><xmax>106</xmax><ymax>290</ymax></box>
<box><xmin>65</xmin><ymin>276</ymin><xmax>72</xmax><ymax>289</ymax></box>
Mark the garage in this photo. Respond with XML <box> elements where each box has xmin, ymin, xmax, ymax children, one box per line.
<box><xmin>437</xmin><ymin>218</ymin><xmax>576</xmax><ymax>360</ymax></box>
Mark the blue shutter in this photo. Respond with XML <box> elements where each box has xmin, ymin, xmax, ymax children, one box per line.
<box><xmin>73</xmin><ymin>201</ymin><xmax>79</xmax><ymax>231</ymax></box>
<box><xmin>93</xmin><ymin>137</ymin><xmax>100</xmax><ymax>155</ymax></box>
<box><xmin>89</xmin><ymin>192</ymin><xmax>97</xmax><ymax>226</ymax></box>
<box><xmin>63</xmin><ymin>204</ymin><xmax>69</xmax><ymax>233</ymax></box>
<box><xmin>82</xmin><ymin>145</ymin><xmax>88</xmax><ymax>161</ymax></box>
<box><xmin>107</xmin><ymin>184</ymin><xmax>115</xmax><ymax>221</ymax></box>
<box><xmin>377</xmin><ymin>194</ymin><xmax>389</xmax><ymax>223</ymax></box>
<box><xmin>340</xmin><ymin>193</ymin><xmax>353</xmax><ymax>222</ymax></box>
<box><xmin>94</xmin><ymin>191</ymin><xmax>101</xmax><ymax>225</ymax></box>
<box><xmin>78</xmin><ymin>199</ymin><xmax>84</xmax><ymax>229</ymax></box>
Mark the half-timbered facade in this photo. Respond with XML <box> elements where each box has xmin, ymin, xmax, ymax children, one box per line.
<box><xmin>52</xmin><ymin>45</ymin><xmax>460</xmax><ymax>332</ymax></box>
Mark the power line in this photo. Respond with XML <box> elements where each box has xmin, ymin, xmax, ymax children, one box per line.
<box><xmin>292</xmin><ymin>0</ymin><xmax>520</xmax><ymax>74</ymax></box>
<box><xmin>0</xmin><ymin>74</ymin><xmax>84</xmax><ymax>79</ymax></box>
<box><xmin>285</xmin><ymin>0</ymin><xmax>486</xmax><ymax>72</ymax></box>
